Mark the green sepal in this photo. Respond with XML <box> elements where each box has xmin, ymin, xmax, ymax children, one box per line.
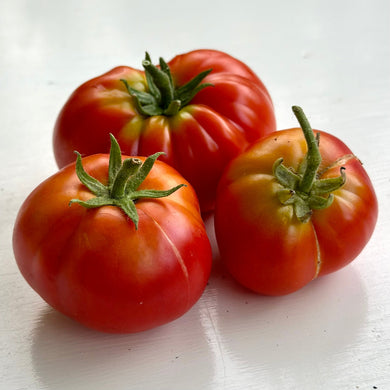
<box><xmin>121</xmin><ymin>79</ymin><xmax>163</xmax><ymax>116</ymax></box>
<box><xmin>175</xmin><ymin>68</ymin><xmax>213</xmax><ymax>107</ymax></box>
<box><xmin>108</xmin><ymin>134</ymin><xmax>123</xmax><ymax>187</ymax></box>
<box><xmin>125</xmin><ymin>152</ymin><xmax>165</xmax><ymax>194</ymax></box>
<box><xmin>115</xmin><ymin>199</ymin><xmax>139</xmax><ymax>227</ymax></box>
<box><xmin>158</xmin><ymin>56</ymin><xmax>174</xmax><ymax>88</ymax></box>
<box><xmin>69</xmin><ymin>135</ymin><xmax>185</xmax><ymax>229</ymax></box>
<box><xmin>311</xmin><ymin>167</ymin><xmax>346</xmax><ymax>195</ymax></box>
<box><xmin>120</xmin><ymin>52</ymin><xmax>213</xmax><ymax>117</ymax></box>
<box><xmin>273</xmin><ymin>158</ymin><xmax>300</xmax><ymax>189</ymax></box>
<box><xmin>292</xmin><ymin>194</ymin><xmax>313</xmax><ymax>223</ymax></box>
<box><xmin>273</xmin><ymin>107</ymin><xmax>347</xmax><ymax>223</ymax></box>
<box><xmin>308</xmin><ymin>194</ymin><xmax>334</xmax><ymax>210</ymax></box>
<box><xmin>129</xmin><ymin>184</ymin><xmax>186</xmax><ymax>201</ymax></box>
<box><xmin>69</xmin><ymin>196</ymin><xmax>113</xmax><ymax>209</ymax></box>
<box><xmin>142</xmin><ymin>58</ymin><xmax>174</xmax><ymax>106</ymax></box>
<box><xmin>74</xmin><ymin>152</ymin><xmax>108</xmax><ymax>197</ymax></box>
<box><xmin>144</xmin><ymin>52</ymin><xmax>162</xmax><ymax>102</ymax></box>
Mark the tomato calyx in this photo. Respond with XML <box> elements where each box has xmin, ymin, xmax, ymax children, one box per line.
<box><xmin>69</xmin><ymin>134</ymin><xmax>186</xmax><ymax>229</ymax></box>
<box><xmin>273</xmin><ymin>106</ymin><xmax>346</xmax><ymax>223</ymax></box>
<box><xmin>120</xmin><ymin>52</ymin><xmax>213</xmax><ymax>117</ymax></box>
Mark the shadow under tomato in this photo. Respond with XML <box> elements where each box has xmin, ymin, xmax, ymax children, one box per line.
<box><xmin>30</xmin><ymin>303</ymin><xmax>216</xmax><ymax>390</ymax></box>
<box><xmin>202</xmin><ymin>214</ymin><xmax>368</xmax><ymax>387</ymax></box>
<box><xmin>203</xmin><ymin>261</ymin><xmax>367</xmax><ymax>388</ymax></box>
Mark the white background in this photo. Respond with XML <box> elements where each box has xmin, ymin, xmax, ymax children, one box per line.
<box><xmin>1</xmin><ymin>0</ymin><xmax>389</xmax><ymax>389</ymax></box>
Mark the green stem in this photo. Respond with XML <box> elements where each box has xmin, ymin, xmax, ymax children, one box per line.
<box><xmin>273</xmin><ymin>106</ymin><xmax>346</xmax><ymax>223</ymax></box>
<box><xmin>163</xmin><ymin>100</ymin><xmax>181</xmax><ymax>116</ymax></box>
<box><xmin>292</xmin><ymin>106</ymin><xmax>322</xmax><ymax>193</ymax></box>
<box><xmin>121</xmin><ymin>52</ymin><xmax>213</xmax><ymax>117</ymax></box>
<box><xmin>69</xmin><ymin>135</ymin><xmax>185</xmax><ymax>229</ymax></box>
<box><xmin>110</xmin><ymin>158</ymin><xmax>142</xmax><ymax>198</ymax></box>
<box><xmin>142</xmin><ymin>59</ymin><xmax>174</xmax><ymax>109</ymax></box>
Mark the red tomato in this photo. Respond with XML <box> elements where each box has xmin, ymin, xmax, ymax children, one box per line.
<box><xmin>167</xmin><ymin>49</ymin><xmax>272</xmax><ymax>100</ymax></box>
<box><xmin>214</xmin><ymin>106</ymin><xmax>378</xmax><ymax>296</ymax></box>
<box><xmin>13</xmin><ymin>137</ymin><xmax>212</xmax><ymax>333</ymax></box>
<box><xmin>53</xmin><ymin>49</ymin><xmax>276</xmax><ymax>212</ymax></box>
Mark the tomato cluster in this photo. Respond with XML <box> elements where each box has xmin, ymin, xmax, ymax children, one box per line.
<box><xmin>13</xmin><ymin>49</ymin><xmax>377</xmax><ymax>333</ymax></box>
<box><xmin>53</xmin><ymin>50</ymin><xmax>276</xmax><ymax>212</ymax></box>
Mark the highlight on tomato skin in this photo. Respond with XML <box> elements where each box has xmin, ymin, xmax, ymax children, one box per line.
<box><xmin>53</xmin><ymin>49</ymin><xmax>276</xmax><ymax>212</ymax></box>
<box><xmin>13</xmin><ymin>136</ymin><xmax>213</xmax><ymax>333</ymax></box>
<box><xmin>214</xmin><ymin>106</ymin><xmax>378</xmax><ymax>296</ymax></box>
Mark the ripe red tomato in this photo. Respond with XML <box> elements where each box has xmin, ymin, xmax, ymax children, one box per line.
<box><xmin>167</xmin><ymin>49</ymin><xmax>272</xmax><ymax>100</ymax></box>
<box><xmin>13</xmin><ymin>137</ymin><xmax>212</xmax><ymax>333</ymax></box>
<box><xmin>53</xmin><ymin>49</ymin><xmax>276</xmax><ymax>212</ymax></box>
<box><xmin>214</xmin><ymin>106</ymin><xmax>378</xmax><ymax>296</ymax></box>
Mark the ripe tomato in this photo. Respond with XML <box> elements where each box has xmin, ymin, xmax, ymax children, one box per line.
<box><xmin>53</xmin><ymin>49</ymin><xmax>276</xmax><ymax>212</ymax></box>
<box><xmin>167</xmin><ymin>49</ymin><xmax>272</xmax><ymax>100</ymax></box>
<box><xmin>13</xmin><ymin>136</ymin><xmax>212</xmax><ymax>333</ymax></box>
<box><xmin>214</xmin><ymin>106</ymin><xmax>378</xmax><ymax>296</ymax></box>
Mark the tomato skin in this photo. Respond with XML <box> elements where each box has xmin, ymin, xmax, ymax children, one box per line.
<box><xmin>214</xmin><ymin>128</ymin><xmax>378</xmax><ymax>296</ymax></box>
<box><xmin>13</xmin><ymin>155</ymin><xmax>212</xmax><ymax>333</ymax></box>
<box><xmin>53</xmin><ymin>50</ymin><xmax>276</xmax><ymax>212</ymax></box>
<box><xmin>167</xmin><ymin>49</ymin><xmax>272</xmax><ymax>101</ymax></box>
<box><xmin>53</xmin><ymin>66</ymin><xmax>140</xmax><ymax>167</ymax></box>
<box><xmin>190</xmin><ymin>73</ymin><xmax>275</xmax><ymax>143</ymax></box>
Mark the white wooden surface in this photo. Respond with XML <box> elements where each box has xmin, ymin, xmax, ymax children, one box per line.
<box><xmin>1</xmin><ymin>1</ymin><xmax>389</xmax><ymax>389</ymax></box>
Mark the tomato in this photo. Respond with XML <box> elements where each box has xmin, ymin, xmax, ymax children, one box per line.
<box><xmin>214</xmin><ymin>106</ymin><xmax>378</xmax><ymax>296</ymax></box>
<box><xmin>13</xmin><ymin>136</ymin><xmax>212</xmax><ymax>333</ymax></box>
<box><xmin>167</xmin><ymin>49</ymin><xmax>272</xmax><ymax>100</ymax></box>
<box><xmin>53</xmin><ymin>49</ymin><xmax>276</xmax><ymax>212</ymax></box>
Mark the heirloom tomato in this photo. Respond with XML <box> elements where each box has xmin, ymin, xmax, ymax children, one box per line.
<box><xmin>13</xmin><ymin>136</ymin><xmax>212</xmax><ymax>333</ymax></box>
<box><xmin>214</xmin><ymin>106</ymin><xmax>378</xmax><ymax>296</ymax></box>
<box><xmin>53</xmin><ymin>49</ymin><xmax>276</xmax><ymax>211</ymax></box>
